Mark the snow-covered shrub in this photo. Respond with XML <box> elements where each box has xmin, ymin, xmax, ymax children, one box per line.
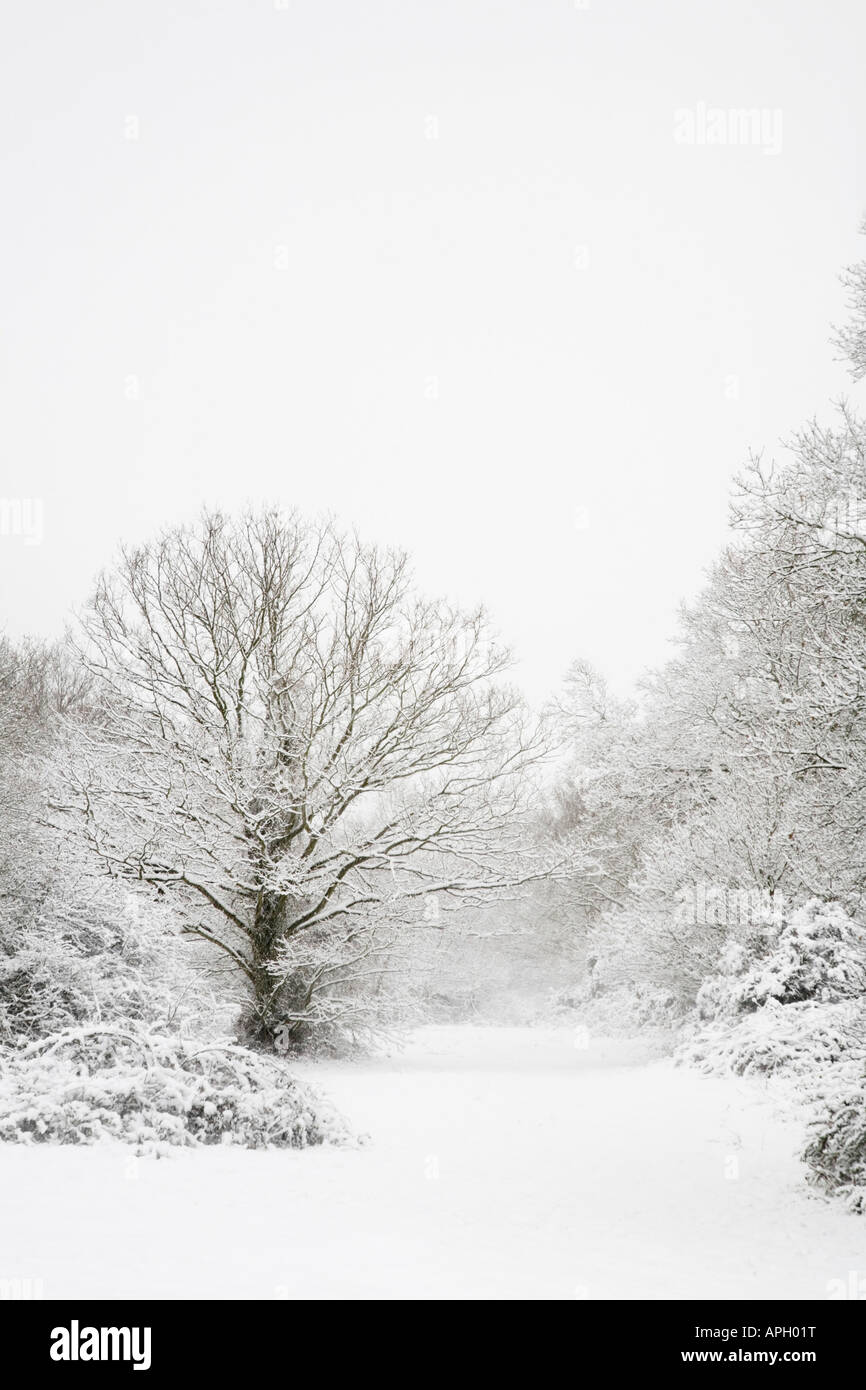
<box><xmin>804</xmin><ymin>1080</ymin><xmax>866</xmax><ymax>1213</ymax></box>
<box><xmin>695</xmin><ymin>899</ymin><xmax>866</xmax><ymax>1022</ymax></box>
<box><xmin>0</xmin><ymin>873</ymin><xmax>350</xmax><ymax>1151</ymax></box>
<box><xmin>0</xmin><ymin>1027</ymin><xmax>354</xmax><ymax>1151</ymax></box>
<box><xmin>681</xmin><ymin>902</ymin><xmax>866</xmax><ymax>1081</ymax></box>
<box><xmin>678</xmin><ymin>998</ymin><xmax>866</xmax><ymax>1078</ymax></box>
<box><xmin>548</xmin><ymin>978</ymin><xmax>689</xmax><ymax>1036</ymax></box>
<box><xmin>0</xmin><ymin>880</ymin><xmax>232</xmax><ymax>1046</ymax></box>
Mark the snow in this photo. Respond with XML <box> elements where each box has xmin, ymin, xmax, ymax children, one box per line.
<box><xmin>1</xmin><ymin>1026</ymin><xmax>863</xmax><ymax>1300</ymax></box>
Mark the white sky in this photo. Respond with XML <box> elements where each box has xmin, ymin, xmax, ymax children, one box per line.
<box><xmin>1</xmin><ymin>0</ymin><xmax>864</xmax><ymax>705</ymax></box>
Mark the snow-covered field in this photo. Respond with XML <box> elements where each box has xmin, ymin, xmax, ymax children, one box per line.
<box><xmin>1</xmin><ymin>1026</ymin><xmax>863</xmax><ymax>1300</ymax></box>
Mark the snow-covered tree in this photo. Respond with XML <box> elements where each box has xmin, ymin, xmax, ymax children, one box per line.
<box><xmin>0</xmin><ymin>634</ymin><xmax>90</xmax><ymax>948</ymax></box>
<box><xmin>553</xmin><ymin>403</ymin><xmax>866</xmax><ymax>1005</ymax></box>
<box><xmin>835</xmin><ymin>220</ymin><xmax>866</xmax><ymax>380</ymax></box>
<box><xmin>63</xmin><ymin>510</ymin><xmax>558</xmax><ymax>1050</ymax></box>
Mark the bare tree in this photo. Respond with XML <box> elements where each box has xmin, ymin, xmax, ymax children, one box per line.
<box><xmin>61</xmin><ymin>510</ymin><xmax>555</xmax><ymax>1049</ymax></box>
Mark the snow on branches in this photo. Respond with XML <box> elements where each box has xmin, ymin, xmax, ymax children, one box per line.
<box><xmin>62</xmin><ymin>510</ymin><xmax>565</xmax><ymax>1049</ymax></box>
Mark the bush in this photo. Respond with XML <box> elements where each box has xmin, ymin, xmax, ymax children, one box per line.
<box><xmin>804</xmin><ymin>1082</ymin><xmax>866</xmax><ymax>1213</ymax></box>
<box><xmin>547</xmin><ymin>978</ymin><xmax>688</xmax><ymax>1036</ymax></box>
<box><xmin>695</xmin><ymin>900</ymin><xmax>866</xmax><ymax>1022</ymax></box>
<box><xmin>0</xmin><ymin>1027</ymin><xmax>354</xmax><ymax>1151</ymax></box>
<box><xmin>679</xmin><ymin>998</ymin><xmax>865</xmax><ymax>1078</ymax></box>
<box><xmin>0</xmin><ymin>881</ymin><xmax>231</xmax><ymax>1046</ymax></box>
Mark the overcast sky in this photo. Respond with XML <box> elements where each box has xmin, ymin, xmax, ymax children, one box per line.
<box><xmin>1</xmin><ymin>0</ymin><xmax>864</xmax><ymax>704</ymax></box>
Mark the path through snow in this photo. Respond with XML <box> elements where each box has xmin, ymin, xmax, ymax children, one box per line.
<box><xmin>1</xmin><ymin>1026</ymin><xmax>863</xmax><ymax>1299</ymax></box>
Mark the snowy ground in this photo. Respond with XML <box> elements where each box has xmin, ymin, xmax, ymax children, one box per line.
<box><xmin>1</xmin><ymin>1026</ymin><xmax>864</xmax><ymax>1300</ymax></box>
